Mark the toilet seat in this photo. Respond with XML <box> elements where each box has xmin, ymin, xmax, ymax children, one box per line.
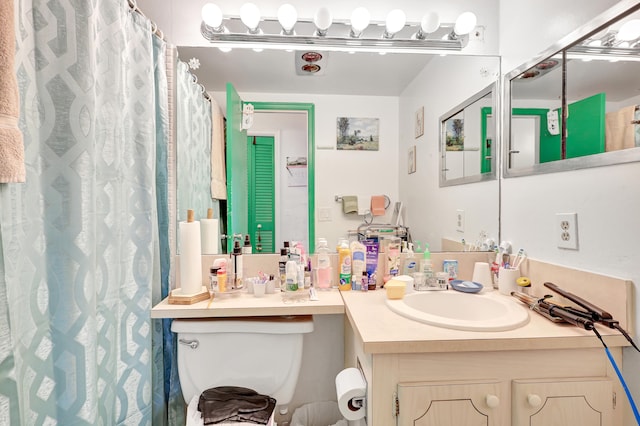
<box><xmin>185</xmin><ymin>395</ymin><xmax>276</xmax><ymax>426</ymax></box>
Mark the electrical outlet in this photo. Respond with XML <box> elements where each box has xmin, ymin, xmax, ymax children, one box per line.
<box><xmin>556</xmin><ymin>213</ymin><xmax>578</xmax><ymax>250</ymax></box>
<box><xmin>456</xmin><ymin>209</ymin><xmax>465</xmax><ymax>233</ymax></box>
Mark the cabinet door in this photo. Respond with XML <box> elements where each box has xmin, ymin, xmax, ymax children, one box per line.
<box><xmin>512</xmin><ymin>377</ymin><xmax>613</xmax><ymax>426</ymax></box>
<box><xmin>397</xmin><ymin>380</ymin><xmax>503</xmax><ymax>426</ymax></box>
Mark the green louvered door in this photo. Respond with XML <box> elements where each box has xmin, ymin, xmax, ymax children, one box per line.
<box><xmin>248</xmin><ymin>136</ymin><xmax>275</xmax><ymax>253</ymax></box>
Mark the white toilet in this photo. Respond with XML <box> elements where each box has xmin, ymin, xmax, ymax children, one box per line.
<box><xmin>172</xmin><ymin>315</ymin><xmax>314</xmax><ymax>425</ymax></box>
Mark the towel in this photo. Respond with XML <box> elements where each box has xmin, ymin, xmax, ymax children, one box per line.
<box><xmin>605</xmin><ymin>105</ymin><xmax>635</xmax><ymax>152</ymax></box>
<box><xmin>341</xmin><ymin>195</ymin><xmax>358</xmax><ymax>214</ymax></box>
<box><xmin>370</xmin><ymin>195</ymin><xmax>386</xmax><ymax>216</ymax></box>
<box><xmin>210</xmin><ymin>97</ymin><xmax>227</xmax><ymax>200</ymax></box>
<box><xmin>0</xmin><ymin>0</ymin><xmax>25</xmax><ymax>183</ymax></box>
<box><xmin>198</xmin><ymin>386</ymin><xmax>276</xmax><ymax>425</ymax></box>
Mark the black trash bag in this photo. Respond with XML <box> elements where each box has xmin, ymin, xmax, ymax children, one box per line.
<box><xmin>197</xmin><ymin>386</ymin><xmax>276</xmax><ymax>425</ymax></box>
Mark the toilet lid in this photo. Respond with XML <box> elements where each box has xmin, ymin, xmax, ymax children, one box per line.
<box><xmin>185</xmin><ymin>395</ymin><xmax>275</xmax><ymax>426</ymax></box>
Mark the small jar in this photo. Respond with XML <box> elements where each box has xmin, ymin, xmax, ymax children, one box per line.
<box><xmin>209</xmin><ymin>267</ymin><xmax>219</xmax><ymax>292</ymax></box>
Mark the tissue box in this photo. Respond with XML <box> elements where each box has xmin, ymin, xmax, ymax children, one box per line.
<box><xmin>385</xmin><ymin>279</ymin><xmax>406</xmax><ymax>300</ymax></box>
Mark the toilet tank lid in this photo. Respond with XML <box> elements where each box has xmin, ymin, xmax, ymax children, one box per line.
<box><xmin>171</xmin><ymin>315</ymin><xmax>314</xmax><ymax>335</ymax></box>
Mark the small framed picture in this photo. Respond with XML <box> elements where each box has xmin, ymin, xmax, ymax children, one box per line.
<box><xmin>408</xmin><ymin>145</ymin><xmax>416</xmax><ymax>174</ymax></box>
<box><xmin>415</xmin><ymin>106</ymin><xmax>424</xmax><ymax>139</ymax></box>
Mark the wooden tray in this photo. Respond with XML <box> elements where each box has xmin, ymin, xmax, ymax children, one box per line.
<box><xmin>168</xmin><ymin>287</ymin><xmax>210</xmax><ymax>305</ymax></box>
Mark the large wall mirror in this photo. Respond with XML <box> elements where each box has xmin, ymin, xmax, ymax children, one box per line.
<box><xmin>439</xmin><ymin>82</ymin><xmax>497</xmax><ymax>187</ymax></box>
<box><xmin>504</xmin><ymin>1</ymin><xmax>640</xmax><ymax>178</ymax></box>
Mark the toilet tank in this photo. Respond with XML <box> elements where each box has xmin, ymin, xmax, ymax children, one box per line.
<box><xmin>171</xmin><ymin>315</ymin><xmax>314</xmax><ymax>405</ymax></box>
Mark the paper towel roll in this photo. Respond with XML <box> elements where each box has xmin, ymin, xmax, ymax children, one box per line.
<box><xmin>179</xmin><ymin>219</ymin><xmax>203</xmax><ymax>295</ymax></box>
<box><xmin>336</xmin><ymin>368</ymin><xmax>367</xmax><ymax>421</ymax></box>
<box><xmin>200</xmin><ymin>218</ymin><xmax>219</xmax><ymax>254</ymax></box>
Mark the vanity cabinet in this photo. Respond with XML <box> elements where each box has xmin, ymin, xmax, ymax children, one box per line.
<box><xmin>344</xmin><ymin>322</ymin><xmax>624</xmax><ymax>426</ymax></box>
<box><xmin>394</xmin><ymin>377</ymin><xmax>613</xmax><ymax>426</ymax></box>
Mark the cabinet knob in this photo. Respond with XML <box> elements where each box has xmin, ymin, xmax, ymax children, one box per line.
<box><xmin>527</xmin><ymin>394</ymin><xmax>542</xmax><ymax>407</ymax></box>
<box><xmin>485</xmin><ymin>394</ymin><xmax>500</xmax><ymax>408</ymax></box>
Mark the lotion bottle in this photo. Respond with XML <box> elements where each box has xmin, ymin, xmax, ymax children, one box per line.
<box><xmin>338</xmin><ymin>239</ymin><xmax>352</xmax><ymax>291</ymax></box>
<box><xmin>315</xmin><ymin>238</ymin><xmax>332</xmax><ymax>290</ymax></box>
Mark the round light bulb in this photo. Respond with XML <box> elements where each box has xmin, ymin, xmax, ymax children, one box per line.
<box><xmin>240</xmin><ymin>2</ymin><xmax>261</xmax><ymax>31</ymax></box>
<box><xmin>617</xmin><ymin>41</ymin><xmax>630</xmax><ymax>48</ymax></box>
<box><xmin>202</xmin><ymin>3</ymin><xmax>223</xmax><ymax>29</ymax></box>
<box><xmin>617</xmin><ymin>19</ymin><xmax>640</xmax><ymax>41</ymax></box>
<box><xmin>421</xmin><ymin>12</ymin><xmax>440</xmax><ymax>34</ymax></box>
<box><xmin>277</xmin><ymin>4</ymin><xmax>297</xmax><ymax>32</ymax></box>
<box><xmin>385</xmin><ymin>9</ymin><xmax>406</xmax><ymax>35</ymax></box>
<box><xmin>218</xmin><ymin>47</ymin><xmax>232</xmax><ymax>53</ymax></box>
<box><xmin>587</xmin><ymin>39</ymin><xmax>602</xmax><ymax>47</ymax></box>
<box><xmin>454</xmin><ymin>11</ymin><xmax>477</xmax><ymax>36</ymax></box>
<box><xmin>314</xmin><ymin>7</ymin><xmax>333</xmax><ymax>31</ymax></box>
<box><xmin>350</xmin><ymin>7</ymin><xmax>371</xmax><ymax>33</ymax></box>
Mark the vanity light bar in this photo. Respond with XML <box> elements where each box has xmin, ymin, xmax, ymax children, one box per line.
<box><xmin>200</xmin><ymin>14</ymin><xmax>470</xmax><ymax>54</ymax></box>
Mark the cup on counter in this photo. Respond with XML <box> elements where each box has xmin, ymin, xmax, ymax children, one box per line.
<box><xmin>253</xmin><ymin>281</ymin><xmax>266</xmax><ymax>297</ymax></box>
<box><xmin>472</xmin><ymin>262</ymin><xmax>493</xmax><ymax>291</ymax></box>
<box><xmin>498</xmin><ymin>267</ymin><xmax>520</xmax><ymax>295</ymax></box>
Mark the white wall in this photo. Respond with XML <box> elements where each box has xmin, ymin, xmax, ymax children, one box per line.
<box><xmin>398</xmin><ymin>55</ymin><xmax>501</xmax><ymax>251</ymax></box>
<box><xmin>499</xmin><ymin>0</ymin><xmax>640</xmax><ymax>415</ymax></box>
<box><xmin>249</xmin><ymin>112</ymin><xmax>308</xmax><ymax>251</ymax></box>
<box><xmin>212</xmin><ymin>90</ymin><xmax>400</xmax><ymax>250</ymax></box>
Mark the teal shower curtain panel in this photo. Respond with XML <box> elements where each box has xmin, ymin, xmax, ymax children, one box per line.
<box><xmin>0</xmin><ymin>1</ymin><xmax>182</xmax><ymax>424</ymax></box>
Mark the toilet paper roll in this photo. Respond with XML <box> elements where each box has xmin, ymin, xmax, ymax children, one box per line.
<box><xmin>200</xmin><ymin>218</ymin><xmax>219</xmax><ymax>254</ymax></box>
<box><xmin>179</xmin><ymin>220</ymin><xmax>203</xmax><ymax>295</ymax></box>
<box><xmin>336</xmin><ymin>368</ymin><xmax>367</xmax><ymax>421</ymax></box>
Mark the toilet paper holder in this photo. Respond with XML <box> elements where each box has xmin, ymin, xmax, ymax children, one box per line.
<box><xmin>348</xmin><ymin>397</ymin><xmax>366</xmax><ymax>410</ymax></box>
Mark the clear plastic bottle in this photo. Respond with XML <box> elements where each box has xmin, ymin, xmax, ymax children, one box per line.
<box><xmin>315</xmin><ymin>238</ymin><xmax>333</xmax><ymax>290</ymax></box>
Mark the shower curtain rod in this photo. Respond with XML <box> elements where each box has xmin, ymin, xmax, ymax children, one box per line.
<box><xmin>128</xmin><ymin>0</ymin><xmax>211</xmax><ymax>102</ymax></box>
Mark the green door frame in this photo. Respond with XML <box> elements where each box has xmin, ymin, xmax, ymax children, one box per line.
<box><xmin>245</xmin><ymin>101</ymin><xmax>316</xmax><ymax>253</ymax></box>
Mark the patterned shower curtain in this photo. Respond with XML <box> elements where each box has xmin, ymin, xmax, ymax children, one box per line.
<box><xmin>0</xmin><ymin>1</ymin><xmax>171</xmax><ymax>424</ymax></box>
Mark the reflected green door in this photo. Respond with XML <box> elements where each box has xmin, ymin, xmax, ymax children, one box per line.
<box><xmin>248</xmin><ymin>136</ymin><xmax>275</xmax><ymax>253</ymax></box>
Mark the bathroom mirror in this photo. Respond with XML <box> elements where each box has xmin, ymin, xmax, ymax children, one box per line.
<box><xmin>174</xmin><ymin>45</ymin><xmax>501</xmax><ymax>253</ymax></box>
<box><xmin>504</xmin><ymin>1</ymin><xmax>640</xmax><ymax>178</ymax></box>
<box><xmin>439</xmin><ymin>82</ymin><xmax>497</xmax><ymax>187</ymax></box>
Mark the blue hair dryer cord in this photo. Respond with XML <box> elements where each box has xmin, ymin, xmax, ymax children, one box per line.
<box><xmin>593</xmin><ymin>325</ymin><xmax>640</xmax><ymax>425</ymax></box>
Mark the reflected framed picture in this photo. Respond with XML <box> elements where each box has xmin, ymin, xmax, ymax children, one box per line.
<box><xmin>415</xmin><ymin>106</ymin><xmax>424</xmax><ymax>138</ymax></box>
<box><xmin>408</xmin><ymin>145</ymin><xmax>416</xmax><ymax>174</ymax></box>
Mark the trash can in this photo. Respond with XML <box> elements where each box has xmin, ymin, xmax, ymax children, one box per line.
<box><xmin>290</xmin><ymin>401</ymin><xmax>346</xmax><ymax>426</ymax></box>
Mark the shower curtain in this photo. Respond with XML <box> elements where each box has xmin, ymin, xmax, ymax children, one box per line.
<box><xmin>0</xmin><ymin>1</ymin><xmax>173</xmax><ymax>424</ymax></box>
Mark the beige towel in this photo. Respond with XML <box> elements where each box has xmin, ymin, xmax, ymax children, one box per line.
<box><xmin>0</xmin><ymin>0</ymin><xmax>25</xmax><ymax>183</ymax></box>
<box><xmin>605</xmin><ymin>105</ymin><xmax>635</xmax><ymax>152</ymax></box>
<box><xmin>210</xmin><ymin>97</ymin><xmax>227</xmax><ymax>200</ymax></box>
<box><xmin>342</xmin><ymin>195</ymin><xmax>358</xmax><ymax>214</ymax></box>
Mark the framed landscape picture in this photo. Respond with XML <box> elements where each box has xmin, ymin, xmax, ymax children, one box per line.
<box><xmin>336</xmin><ymin>117</ymin><xmax>379</xmax><ymax>150</ymax></box>
<box><xmin>415</xmin><ymin>106</ymin><xmax>424</xmax><ymax>138</ymax></box>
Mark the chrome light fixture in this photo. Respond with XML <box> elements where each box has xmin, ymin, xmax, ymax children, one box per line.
<box><xmin>200</xmin><ymin>3</ymin><xmax>480</xmax><ymax>54</ymax></box>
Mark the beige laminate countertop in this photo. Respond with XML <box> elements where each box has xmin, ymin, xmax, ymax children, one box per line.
<box><xmin>340</xmin><ymin>289</ymin><xmax>630</xmax><ymax>354</ymax></box>
<box><xmin>151</xmin><ymin>288</ymin><xmax>345</xmax><ymax>318</ymax></box>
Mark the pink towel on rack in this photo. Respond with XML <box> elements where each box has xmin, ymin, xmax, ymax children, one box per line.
<box><xmin>371</xmin><ymin>195</ymin><xmax>386</xmax><ymax>216</ymax></box>
<box><xmin>0</xmin><ymin>0</ymin><xmax>25</xmax><ymax>183</ymax></box>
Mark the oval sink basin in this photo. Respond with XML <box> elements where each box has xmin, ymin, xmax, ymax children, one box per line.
<box><xmin>385</xmin><ymin>291</ymin><xmax>530</xmax><ymax>332</ymax></box>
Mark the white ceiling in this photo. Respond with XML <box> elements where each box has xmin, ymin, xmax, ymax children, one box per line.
<box><xmin>177</xmin><ymin>46</ymin><xmax>435</xmax><ymax>96</ymax></box>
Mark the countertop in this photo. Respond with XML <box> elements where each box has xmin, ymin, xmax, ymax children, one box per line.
<box><xmin>340</xmin><ymin>289</ymin><xmax>630</xmax><ymax>354</ymax></box>
<box><xmin>151</xmin><ymin>288</ymin><xmax>345</xmax><ymax>318</ymax></box>
<box><xmin>151</xmin><ymin>285</ymin><xmax>629</xmax><ymax>354</ymax></box>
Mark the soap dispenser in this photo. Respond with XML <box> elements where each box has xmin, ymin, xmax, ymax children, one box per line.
<box><xmin>420</xmin><ymin>243</ymin><xmax>434</xmax><ymax>285</ymax></box>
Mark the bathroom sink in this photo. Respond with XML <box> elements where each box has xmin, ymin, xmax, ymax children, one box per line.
<box><xmin>385</xmin><ymin>291</ymin><xmax>530</xmax><ymax>331</ymax></box>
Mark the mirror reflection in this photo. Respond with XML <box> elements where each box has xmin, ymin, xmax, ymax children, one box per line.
<box><xmin>505</xmin><ymin>5</ymin><xmax>640</xmax><ymax>177</ymax></box>
<box><xmin>440</xmin><ymin>82</ymin><xmax>497</xmax><ymax>186</ymax></box>
<box><xmin>175</xmin><ymin>48</ymin><xmax>500</xmax><ymax>253</ymax></box>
